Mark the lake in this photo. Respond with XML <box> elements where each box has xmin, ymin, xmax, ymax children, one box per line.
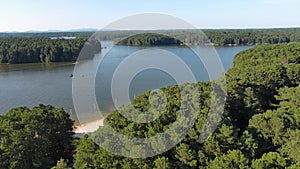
<box><xmin>0</xmin><ymin>43</ymin><xmax>252</xmax><ymax>123</ymax></box>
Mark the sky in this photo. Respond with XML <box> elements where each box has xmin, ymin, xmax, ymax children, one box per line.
<box><xmin>0</xmin><ymin>0</ymin><xmax>300</xmax><ymax>32</ymax></box>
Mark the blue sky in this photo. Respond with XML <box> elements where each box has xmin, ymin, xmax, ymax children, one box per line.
<box><xmin>0</xmin><ymin>0</ymin><xmax>300</xmax><ymax>31</ymax></box>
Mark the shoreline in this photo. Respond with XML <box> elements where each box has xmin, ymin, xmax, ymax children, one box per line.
<box><xmin>73</xmin><ymin>115</ymin><xmax>108</xmax><ymax>133</ymax></box>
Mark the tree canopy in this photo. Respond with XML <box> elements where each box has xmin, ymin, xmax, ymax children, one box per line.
<box><xmin>116</xmin><ymin>33</ymin><xmax>183</xmax><ymax>46</ymax></box>
<box><xmin>0</xmin><ymin>37</ymin><xmax>87</xmax><ymax>64</ymax></box>
<box><xmin>0</xmin><ymin>105</ymin><xmax>74</xmax><ymax>169</ymax></box>
<box><xmin>71</xmin><ymin>42</ymin><xmax>300</xmax><ymax>168</ymax></box>
<box><xmin>1</xmin><ymin>42</ymin><xmax>299</xmax><ymax>168</ymax></box>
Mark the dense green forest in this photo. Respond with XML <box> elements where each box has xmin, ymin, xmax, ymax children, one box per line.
<box><xmin>1</xmin><ymin>28</ymin><xmax>300</xmax><ymax>46</ymax></box>
<box><xmin>204</xmin><ymin>28</ymin><xmax>300</xmax><ymax>46</ymax></box>
<box><xmin>0</xmin><ymin>37</ymin><xmax>87</xmax><ymax>64</ymax></box>
<box><xmin>0</xmin><ymin>43</ymin><xmax>299</xmax><ymax>168</ymax></box>
<box><xmin>0</xmin><ymin>32</ymin><xmax>93</xmax><ymax>38</ymax></box>
<box><xmin>1</xmin><ymin>28</ymin><xmax>300</xmax><ymax>64</ymax></box>
<box><xmin>0</xmin><ymin>105</ymin><xmax>74</xmax><ymax>169</ymax></box>
<box><xmin>75</xmin><ymin>43</ymin><xmax>300</xmax><ymax>168</ymax></box>
<box><xmin>116</xmin><ymin>33</ymin><xmax>183</xmax><ymax>46</ymax></box>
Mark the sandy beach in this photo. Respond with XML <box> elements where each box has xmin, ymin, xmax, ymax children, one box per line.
<box><xmin>73</xmin><ymin>116</ymin><xmax>106</xmax><ymax>133</ymax></box>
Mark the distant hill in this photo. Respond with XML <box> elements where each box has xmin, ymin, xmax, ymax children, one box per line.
<box><xmin>47</xmin><ymin>28</ymin><xmax>99</xmax><ymax>32</ymax></box>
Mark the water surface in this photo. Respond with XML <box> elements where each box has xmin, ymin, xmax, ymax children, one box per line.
<box><xmin>0</xmin><ymin>44</ymin><xmax>252</xmax><ymax>122</ymax></box>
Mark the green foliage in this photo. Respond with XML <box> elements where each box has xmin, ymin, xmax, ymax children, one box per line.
<box><xmin>288</xmin><ymin>162</ymin><xmax>300</xmax><ymax>169</ymax></box>
<box><xmin>69</xmin><ymin>43</ymin><xmax>299</xmax><ymax>168</ymax></box>
<box><xmin>251</xmin><ymin>152</ymin><xmax>287</xmax><ymax>169</ymax></box>
<box><xmin>279</xmin><ymin>130</ymin><xmax>300</xmax><ymax>163</ymax></box>
<box><xmin>249</xmin><ymin>110</ymin><xmax>287</xmax><ymax>146</ymax></box>
<box><xmin>117</xmin><ymin>33</ymin><xmax>182</xmax><ymax>46</ymax></box>
<box><xmin>204</xmin><ymin>28</ymin><xmax>298</xmax><ymax>46</ymax></box>
<box><xmin>0</xmin><ymin>37</ymin><xmax>87</xmax><ymax>64</ymax></box>
<box><xmin>94</xmin><ymin>147</ymin><xmax>122</xmax><ymax>169</ymax></box>
<box><xmin>0</xmin><ymin>105</ymin><xmax>74</xmax><ymax>169</ymax></box>
<box><xmin>226</xmin><ymin>43</ymin><xmax>300</xmax><ymax>131</ymax></box>
<box><xmin>1</xmin><ymin>41</ymin><xmax>300</xmax><ymax>168</ymax></box>
<box><xmin>2</xmin><ymin>28</ymin><xmax>300</xmax><ymax>46</ymax></box>
<box><xmin>202</xmin><ymin>117</ymin><xmax>239</xmax><ymax>159</ymax></box>
<box><xmin>73</xmin><ymin>135</ymin><xmax>99</xmax><ymax>169</ymax></box>
<box><xmin>153</xmin><ymin>157</ymin><xmax>171</xmax><ymax>169</ymax></box>
<box><xmin>238</xmin><ymin>130</ymin><xmax>258</xmax><ymax>157</ymax></box>
<box><xmin>112</xmin><ymin>29</ymin><xmax>300</xmax><ymax>46</ymax></box>
<box><xmin>207</xmin><ymin>150</ymin><xmax>250</xmax><ymax>169</ymax></box>
<box><xmin>51</xmin><ymin>159</ymin><xmax>70</xmax><ymax>169</ymax></box>
<box><xmin>276</xmin><ymin>85</ymin><xmax>300</xmax><ymax>116</ymax></box>
<box><xmin>175</xmin><ymin>143</ymin><xmax>197</xmax><ymax>167</ymax></box>
<box><xmin>248</xmin><ymin>84</ymin><xmax>300</xmax><ymax>159</ymax></box>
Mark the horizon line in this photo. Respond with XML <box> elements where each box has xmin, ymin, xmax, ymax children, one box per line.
<box><xmin>1</xmin><ymin>26</ymin><xmax>300</xmax><ymax>33</ymax></box>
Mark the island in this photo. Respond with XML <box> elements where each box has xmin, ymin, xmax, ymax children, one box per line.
<box><xmin>116</xmin><ymin>33</ymin><xmax>183</xmax><ymax>46</ymax></box>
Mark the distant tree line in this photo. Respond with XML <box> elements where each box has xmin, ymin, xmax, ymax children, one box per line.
<box><xmin>204</xmin><ymin>29</ymin><xmax>299</xmax><ymax>46</ymax></box>
<box><xmin>1</xmin><ymin>28</ymin><xmax>300</xmax><ymax>64</ymax></box>
<box><xmin>1</xmin><ymin>28</ymin><xmax>300</xmax><ymax>46</ymax></box>
<box><xmin>0</xmin><ymin>32</ymin><xmax>93</xmax><ymax>38</ymax></box>
<box><xmin>0</xmin><ymin>37</ymin><xmax>87</xmax><ymax>64</ymax></box>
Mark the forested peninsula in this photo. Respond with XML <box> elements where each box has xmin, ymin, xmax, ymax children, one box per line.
<box><xmin>116</xmin><ymin>33</ymin><xmax>183</xmax><ymax>46</ymax></box>
<box><xmin>0</xmin><ymin>37</ymin><xmax>87</xmax><ymax>64</ymax></box>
